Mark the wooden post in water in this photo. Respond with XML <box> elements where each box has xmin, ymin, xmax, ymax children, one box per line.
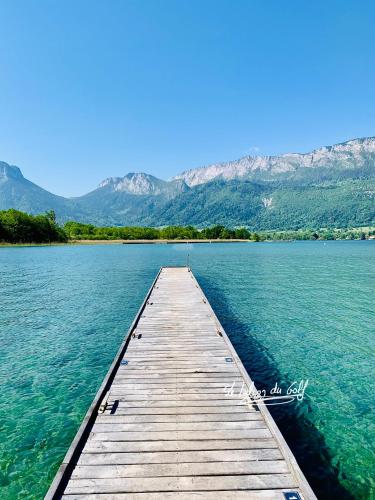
<box><xmin>46</xmin><ymin>266</ymin><xmax>316</xmax><ymax>499</ymax></box>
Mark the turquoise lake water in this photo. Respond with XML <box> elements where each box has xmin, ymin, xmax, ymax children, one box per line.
<box><xmin>0</xmin><ymin>241</ymin><xmax>374</xmax><ymax>499</ymax></box>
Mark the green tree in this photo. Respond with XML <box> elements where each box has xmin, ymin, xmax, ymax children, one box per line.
<box><xmin>45</xmin><ymin>210</ymin><xmax>56</xmax><ymax>223</ymax></box>
<box><xmin>234</xmin><ymin>228</ymin><xmax>251</xmax><ymax>239</ymax></box>
<box><xmin>0</xmin><ymin>209</ymin><xmax>67</xmax><ymax>243</ymax></box>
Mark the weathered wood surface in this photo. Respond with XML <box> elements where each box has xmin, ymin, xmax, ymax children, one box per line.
<box><xmin>47</xmin><ymin>267</ymin><xmax>316</xmax><ymax>499</ymax></box>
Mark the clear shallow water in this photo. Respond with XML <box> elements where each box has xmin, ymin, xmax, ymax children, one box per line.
<box><xmin>0</xmin><ymin>241</ymin><xmax>374</xmax><ymax>499</ymax></box>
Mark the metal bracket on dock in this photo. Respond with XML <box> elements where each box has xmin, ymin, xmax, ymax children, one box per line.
<box><xmin>98</xmin><ymin>392</ymin><xmax>109</xmax><ymax>414</ymax></box>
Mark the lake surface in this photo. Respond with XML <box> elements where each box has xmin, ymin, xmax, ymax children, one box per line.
<box><xmin>0</xmin><ymin>241</ymin><xmax>374</xmax><ymax>499</ymax></box>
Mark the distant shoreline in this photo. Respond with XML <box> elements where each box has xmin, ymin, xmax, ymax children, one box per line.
<box><xmin>0</xmin><ymin>238</ymin><xmax>255</xmax><ymax>247</ymax></box>
<box><xmin>1</xmin><ymin>238</ymin><xmax>374</xmax><ymax>248</ymax></box>
<box><xmin>2</xmin><ymin>209</ymin><xmax>373</xmax><ymax>246</ymax></box>
<box><xmin>85</xmin><ymin>238</ymin><xmax>254</xmax><ymax>245</ymax></box>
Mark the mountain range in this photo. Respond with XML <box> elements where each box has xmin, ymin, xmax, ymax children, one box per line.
<box><xmin>1</xmin><ymin>137</ymin><xmax>374</xmax><ymax>229</ymax></box>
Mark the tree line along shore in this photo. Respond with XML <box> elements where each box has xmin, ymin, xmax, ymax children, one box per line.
<box><xmin>0</xmin><ymin>209</ymin><xmax>374</xmax><ymax>245</ymax></box>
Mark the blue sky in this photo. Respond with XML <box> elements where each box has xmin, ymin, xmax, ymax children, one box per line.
<box><xmin>0</xmin><ymin>0</ymin><xmax>374</xmax><ymax>197</ymax></box>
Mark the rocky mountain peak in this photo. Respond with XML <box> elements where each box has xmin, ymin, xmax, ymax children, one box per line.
<box><xmin>98</xmin><ymin>172</ymin><xmax>167</xmax><ymax>195</ymax></box>
<box><xmin>0</xmin><ymin>162</ymin><xmax>24</xmax><ymax>182</ymax></box>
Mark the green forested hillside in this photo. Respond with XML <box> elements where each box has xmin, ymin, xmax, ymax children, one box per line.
<box><xmin>251</xmin><ymin>179</ymin><xmax>375</xmax><ymax>230</ymax></box>
<box><xmin>149</xmin><ymin>179</ymin><xmax>375</xmax><ymax>230</ymax></box>
<box><xmin>1</xmin><ymin>176</ymin><xmax>374</xmax><ymax>230</ymax></box>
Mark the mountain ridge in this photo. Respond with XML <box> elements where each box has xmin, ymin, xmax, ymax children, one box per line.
<box><xmin>172</xmin><ymin>136</ymin><xmax>375</xmax><ymax>186</ymax></box>
<box><xmin>0</xmin><ymin>136</ymin><xmax>374</xmax><ymax>229</ymax></box>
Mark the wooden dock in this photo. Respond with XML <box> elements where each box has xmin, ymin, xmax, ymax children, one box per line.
<box><xmin>46</xmin><ymin>266</ymin><xmax>316</xmax><ymax>499</ymax></box>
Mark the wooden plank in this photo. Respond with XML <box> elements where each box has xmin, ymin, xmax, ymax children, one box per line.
<box><xmin>90</xmin><ymin>429</ymin><xmax>273</xmax><ymax>441</ymax></box>
<box><xmin>106</xmin><ymin>393</ymin><xmax>245</xmax><ymax>401</ymax></box>
<box><xmin>109</xmin><ymin>388</ymin><xmax>237</xmax><ymax>394</ymax></box>
<box><xmin>78</xmin><ymin>448</ymin><xmax>283</xmax><ymax>465</ymax></box>
<box><xmin>112</xmin><ymin>380</ymin><xmax>240</xmax><ymax>387</ymax></box>
<box><xmin>64</xmin><ymin>474</ymin><xmax>298</xmax><ymax>494</ymax></box>
<box><xmin>108</xmin><ymin>405</ymin><xmax>255</xmax><ymax>415</ymax></box>
<box><xmin>124</xmin><ymin>355</ymin><xmax>230</xmax><ymax>360</ymax></box>
<box><xmin>117</xmin><ymin>364</ymin><xmax>241</xmax><ymax>370</ymax></box>
<box><xmin>71</xmin><ymin>460</ymin><xmax>289</xmax><ymax>479</ymax></box>
<box><xmin>103</xmin><ymin>400</ymin><xmax>251</xmax><ymax>408</ymax></box>
<box><xmin>117</xmin><ymin>365</ymin><xmax>240</xmax><ymax>371</ymax></box>
<box><xmin>62</xmin><ymin>490</ymin><xmax>299</xmax><ymax>500</ymax></box>
<box><xmin>127</xmin><ymin>343</ymin><xmax>227</xmax><ymax>348</ymax></box>
<box><xmin>114</xmin><ymin>373</ymin><xmax>240</xmax><ymax>380</ymax></box>
<box><xmin>96</xmin><ymin>413</ymin><xmax>263</xmax><ymax>424</ymax></box>
<box><xmin>110</xmin><ymin>379</ymin><xmax>243</xmax><ymax>386</ymax></box>
<box><xmin>84</xmin><ymin>439</ymin><xmax>279</xmax><ymax>454</ymax></box>
<box><xmin>127</xmin><ymin>342</ymin><xmax>226</xmax><ymax>347</ymax></box>
<box><xmin>92</xmin><ymin>421</ymin><xmax>267</xmax><ymax>432</ymax></box>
